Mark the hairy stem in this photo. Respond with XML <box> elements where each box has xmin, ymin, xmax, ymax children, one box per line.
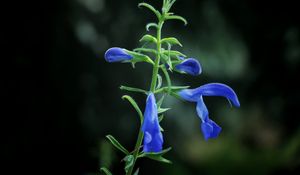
<box><xmin>150</xmin><ymin>20</ymin><xmax>164</xmax><ymax>92</ymax></box>
<box><xmin>126</xmin><ymin>18</ymin><xmax>164</xmax><ymax>175</ymax></box>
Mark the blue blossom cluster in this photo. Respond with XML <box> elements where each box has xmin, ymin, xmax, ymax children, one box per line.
<box><xmin>105</xmin><ymin>47</ymin><xmax>240</xmax><ymax>153</ymax></box>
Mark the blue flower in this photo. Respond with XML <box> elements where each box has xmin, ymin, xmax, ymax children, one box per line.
<box><xmin>104</xmin><ymin>47</ymin><xmax>133</xmax><ymax>62</ymax></box>
<box><xmin>142</xmin><ymin>93</ymin><xmax>163</xmax><ymax>152</ymax></box>
<box><xmin>179</xmin><ymin>83</ymin><xmax>240</xmax><ymax>140</ymax></box>
<box><xmin>175</xmin><ymin>58</ymin><xmax>202</xmax><ymax>76</ymax></box>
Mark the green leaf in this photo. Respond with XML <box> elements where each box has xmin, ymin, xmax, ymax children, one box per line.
<box><xmin>125</xmin><ymin>50</ymin><xmax>154</xmax><ymax>65</ymax></box>
<box><xmin>138</xmin><ymin>2</ymin><xmax>161</xmax><ymax>19</ymax></box>
<box><xmin>139</xmin><ymin>34</ymin><xmax>157</xmax><ymax>44</ymax></box>
<box><xmin>106</xmin><ymin>135</ymin><xmax>129</xmax><ymax>155</ymax></box>
<box><xmin>122</xmin><ymin>95</ymin><xmax>144</xmax><ymax>124</ymax></box>
<box><xmin>138</xmin><ymin>147</ymin><xmax>172</xmax><ymax>164</ymax></box>
<box><xmin>123</xmin><ymin>155</ymin><xmax>134</xmax><ymax>173</ymax></box>
<box><xmin>133</xmin><ymin>168</ymin><xmax>140</xmax><ymax>175</ymax></box>
<box><xmin>158</xmin><ymin>114</ymin><xmax>164</xmax><ymax>122</ymax></box>
<box><xmin>154</xmin><ymin>86</ymin><xmax>189</xmax><ymax>94</ymax></box>
<box><xmin>167</xmin><ymin>0</ymin><xmax>176</xmax><ymax>12</ymax></box>
<box><xmin>169</xmin><ymin>91</ymin><xmax>183</xmax><ymax>100</ymax></box>
<box><xmin>157</xmin><ymin>95</ymin><xmax>170</xmax><ymax>114</ymax></box>
<box><xmin>161</xmin><ymin>66</ymin><xmax>172</xmax><ymax>94</ymax></box>
<box><xmin>146</xmin><ymin>23</ymin><xmax>158</xmax><ymax>31</ymax></box>
<box><xmin>120</xmin><ymin>86</ymin><xmax>147</xmax><ymax>94</ymax></box>
<box><xmin>100</xmin><ymin>167</ymin><xmax>112</xmax><ymax>175</ymax></box>
<box><xmin>160</xmin><ymin>53</ymin><xmax>171</xmax><ymax>69</ymax></box>
<box><xmin>161</xmin><ymin>37</ymin><xmax>183</xmax><ymax>47</ymax></box>
<box><xmin>157</xmin><ymin>95</ymin><xmax>165</xmax><ymax>108</ymax></box>
<box><xmin>162</xmin><ymin>0</ymin><xmax>176</xmax><ymax>13</ymax></box>
<box><xmin>165</xmin><ymin>15</ymin><xmax>188</xmax><ymax>25</ymax></box>
<box><xmin>169</xmin><ymin>85</ymin><xmax>190</xmax><ymax>90</ymax></box>
<box><xmin>160</xmin><ymin>125</ymin><xmax>164</xmax><ymax>132</ymax></box>
<box><xmin>162</xmin><ymin>50</ymin><xmax>186</xmax><ymax>58</ymax></box>
<box><xmin>158</xmin><ymin>107</ymin><xmax>171</xmax><ymax>114</ymax></box>
<box><xmin>155</xmin><ymin>87</ymin><xmax>184</xmax><ymax>101</ymax></box>
<box><xmin>133</xmin><ymin>48</ymin><xmax>157</xmax><ymax>55</ymax></box>
<box><xmin>166</xmin><ymin>43</ymin><xmax>173</xmax><ymax>70</ymax></box>
<box><xmin>156</xmin><ymin>74</ymin><xmax>162</xmax><ymax>89</ymax></box>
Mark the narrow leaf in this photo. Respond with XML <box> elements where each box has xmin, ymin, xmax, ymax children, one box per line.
<box><xmin>158</xmin><ymin>107</ymin><xmax>171</xmax><ymax>114</ymax></box>
<box><xmin>106</xmin><ymin>135</ymin><xmax>129</xmax><ymax>155</ymax></box>
<box><xmin>125</xmin><ymin>50</ymin><xmax>154</xmax><ymax>65</ymax></box>
<box><xmin>157</xmin><ymin>147</ymin><xmax>172</xmax><ymax>155</ymax></box>
<box><xmin>138</xmin><ymin>3</ymin><xmax>161</xmax><ymax>19</ymax></box>
<box><xmin>169</xmin><ymin>91</ymin><xmax>183</xmax><ymax>100</ymax></box>
<box><xmin>134</xmin><ymin>48</ymin><xmax>157</xmax><ymax>55</ymax></box>
<box><xmin>162</xmin><ymin>50</ymin><xmax>186</xmax><ymax>58</ymax></box>
<box><xmin>158</xmin><ymin>114</ymin><xmax>164</xmax><ymax>122</ymax></box>
<box><xmin>120</xmin><ymin>86</ymin><xmax>147</xmax><ymax>94</ymax></box>
<box><xmin>169</xmin><ymin>85</ymin><xmax>190</xmax><ymax>90</ymax></box>
<box><xmin>123</xmin><ymin>155</ymin><xmax>134</xmax><ymax>173</ymax></box>
<box><xmin>160</xmin><ymin>125</ymin><xmax>164</xmax><ymax>132</ymax></box>
<box><xmin>122</xmin><ymin>95</ymin><xmax>144</xmax><ymax>124</ymax></box>
<box><xmin>154</xmin><ymin>86</ymin><xmax>189</xmax><ymax>94</ymax></box>
<box><xmin>100</xmin><ymin>167</ymin><xmax>112</xmax><ymax>175</ymax></box>
<box><xmin>165</xmin><ymin>15</ymin><xmax>188</xmax><ymax>25</ymax></box>
<box><xmin>161</xmin><ymin>67</ymin><xmax>172</xmax><ymax>94</ymax></box>
<box><xmin>146</xmin><ymin>23</ymin><xmax>158</xmax><ymax>31</ymax></box>
<box><xmin>139</xmin><ymin>34</ymin><xmax>157</xmax><ymax>43</ymax></box>
<box><xmin>160</xmin><ymin>53</ymin><xmax>172</xmax><ymax>71</ymax></box>
<box><xmin>133</xmin><ymin>168</ymin><xmax>140</xmax><ymax>175</ymax></box>
<box><xmin>157</xmin><ymin>95</ymin><xmax>165</xmax><ymax>108</ymax></box>
<box><xmin>138</xmin><ymin>147</ymin><xmax>172</xmax><ymax>164</ymax></box>
<box><xmin>161</xmin><ymin>37</ymin><xmax>183</xmax><ymax>47</ymax></box>
<box><xmin>156</xmin><ymin>74</ymin><xmax>162</xmax><ymax>89</ymax></box>
<box><xmin>167</xmin><ymin>43</ymin><xmax>173</xmax><ymax>70</ymax></box>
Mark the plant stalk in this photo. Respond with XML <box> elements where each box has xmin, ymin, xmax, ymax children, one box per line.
<box><xmin>126</xmin><ymin>18</ymin><xmax>164</xmax><ymax>175</ymax></box>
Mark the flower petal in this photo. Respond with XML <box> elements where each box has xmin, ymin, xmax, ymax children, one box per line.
<box><xmin>208</xmin><ymin>119</ymin><xmax>222</xmax><ymax>138</ymax></box>
<box><xmin>201</xmin><ymin>122</ymin><xmax>213</xmax><ymax>140</ymax></box>
<box><xmin>179</xmin><ymin>84</ymin><xmax>238</xmax><ymax>140</ymax></box>
<box><xmin>196</xmin><ymin>96</ymin><xmax>209</xmax><ymax>122</ymax></box>
<box><xmin>179</xmin><ymin>83</ymin><xmax>240</xmax><ymax>107</ymax></box>
<box><xmin>104</xmin><ymin>47</ymin><xmax>133</xmax><ymax>62</ymax></box>
<box><xmin>196</xmin><ymin>83</ymin><xmax>240</xmax><ymax>107</ymax></box>
<box><xmin>142</xmin><ymin>93</ymin><xmax>163</xmax><ymax>153</ymax></box>
<box><xmin>178</xmin><ymin>89</ymin><xmax>197</xmax><ymax>102</ymax></box>
<box><xmin>201</xmin><ymin>119</ymin><xmax>222</xmax><ymax>140</ymax></box>
<box><xmin>175</xmin><ymin>58</ymin><xmax>202</xmax><ymax>76</ymax></box>
<box><xmin>196</xmin><ymin>97</ymin><xmax>222</xmax><ymax>140</ymax></box>
<box><xmin>144</xmin><ymin>131</ymin><xmax>152</xmax><ymax>144</ymax></box>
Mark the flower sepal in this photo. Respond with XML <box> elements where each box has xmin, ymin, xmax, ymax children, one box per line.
<box><xmin>125</xmin><ymin>50</ymin><xmax>155</xmax><ymax>65</ymax></box>
<box><xmin>138</xmin><ymin>147</ymin><xmax>172</xmax><ymax>164</ymax></box>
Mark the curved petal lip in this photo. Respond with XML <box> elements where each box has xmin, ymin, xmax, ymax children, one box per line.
<box><xmin>175</xmin><ymin>58</ymin><xmax>202</xmax><ymax>76</ymax></box>
<box><xmin>179</xmin><ymin>83</ymin><xmax>240</xmax><ymax>107</ymax></box>
<box><xmin>201</xmin><ymin>120</ymin><xmax>222</xmax><ymax>140</ymax></box>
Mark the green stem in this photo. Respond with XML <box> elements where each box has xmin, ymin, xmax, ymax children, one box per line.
<box><xmin>150</xmin><ymin>20</ymin><xmax>164</xmax><ymax>92</ymax></box>
<box><xmin>126</xmin><ymin>19</ymin><xmax>164</xmax><ymax>175</ymax></box>
<box><xmin>125</xmin><ymin>127</ymin><xmax>143</xmax><ymax>175</ymax></box>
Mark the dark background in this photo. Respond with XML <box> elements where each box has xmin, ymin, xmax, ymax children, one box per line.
<box><xmin>5</xmin><ymin>0</ymin><xmax>300</xmax><ymax>174</ymax></box>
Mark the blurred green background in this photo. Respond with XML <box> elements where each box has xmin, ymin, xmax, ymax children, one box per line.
<box><xmin>7</xmin><ymin>0</ymin><xmax>300</xmax><ymax>174</ymax></box>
